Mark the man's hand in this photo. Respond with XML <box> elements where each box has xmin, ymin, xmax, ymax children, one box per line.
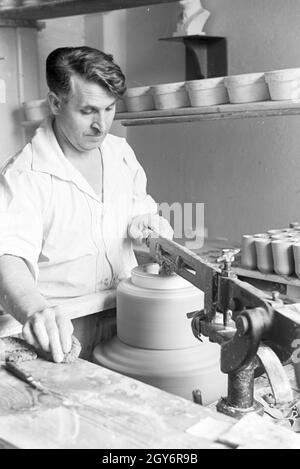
<box><xmin>128</xmin><ymin>213</ymin><xmax>173</xmax><ymax>243</ymax></box>
<box><xmin>22</xmin><ymin>306</ymin><xmax>74</xmax><ymax>363</ymax></box>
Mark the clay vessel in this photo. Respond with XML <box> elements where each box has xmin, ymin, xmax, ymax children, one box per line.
<box><xmin>271</xmin><ymin>239</ymin><xmax>295</xmax><ymax>276</ymax></box>
<box><xmin>293</xmin><ymin>243</ymin><xmax>300</xmax><ymax>279</ymax></box>
<box><xmin>255</xmin><ymin>237</ymin><xmax>274</xmax><ymax>274</ymax></box>
<box><xmin>241</xmin><ymin>234</ymin><xmax>257</xmax><ymax>270</ymax></box>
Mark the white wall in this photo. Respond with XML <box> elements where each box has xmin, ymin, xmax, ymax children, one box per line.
<box><xmin>124</xmin><ymin>0</ymin><xmax>300</xmax><ymax>243</ymax></box>
<box><xmin>37</xmin><ymin>15</ymin><xmax>85</xmax><ymax>98</ymax></box>
<box><xmin>0</xmin><ymin>26</ymin><xmax>39</xmax><ymax>164</ymax></box>
<box><xmin>126</xmin><ymin>3</ymin><xmax>184</xmax><ymax>87</ymax></box>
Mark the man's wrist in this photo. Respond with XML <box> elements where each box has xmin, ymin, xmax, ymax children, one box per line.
<box><xmin>10</xmin><ymin>294</ymin><xmax>49</xmax><ymax>324</ymax></box>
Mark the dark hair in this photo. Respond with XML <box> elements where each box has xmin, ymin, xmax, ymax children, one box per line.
<box><xmin>46</xmin><ymin>46</ymin><xmax>126</xmax><ymax>99</ymax></box>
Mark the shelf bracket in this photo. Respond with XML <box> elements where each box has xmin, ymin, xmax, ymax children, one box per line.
<box><xmin>160</xmin><ymin>35</ymin><xmax>228</xmax><ymax>81</ymax></box>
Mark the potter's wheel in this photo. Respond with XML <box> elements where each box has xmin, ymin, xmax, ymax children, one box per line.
<box><xmin>93</xmin><ymin>263</ymin><xmax>227</xmax><ymax>404</ymax></box>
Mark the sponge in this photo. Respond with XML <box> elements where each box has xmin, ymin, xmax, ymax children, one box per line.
<box><xmin>1</xmin><ymin>335</ymin><xmax>81</xmax><ymax>364</ymax></box>
<box><xmin>36</xmin><ymin>335</ymin><xmax>81</xmax><ymax>363</ymax></box>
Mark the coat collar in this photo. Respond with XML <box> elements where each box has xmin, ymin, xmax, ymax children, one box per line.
<box><xmin>31</xmin><ymin>117</ymin><xmax>107</xmax><ymax>202</ymax></box>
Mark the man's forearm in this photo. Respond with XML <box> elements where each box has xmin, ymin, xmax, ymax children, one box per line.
<box><xmin>0</xmin><ymin>255</ymin><xmax>48</xmax><ymax>324</ymax></box>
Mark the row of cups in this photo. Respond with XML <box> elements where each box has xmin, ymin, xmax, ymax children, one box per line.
<box><xmin>241</xmin><ymin>224</ymin><xmax>300</xmax><ymax>277</ymax></box>
<box><xmin>118</xmin><ymin>68</ymin><xmax>300</xmax><ymax>113</ymax></box>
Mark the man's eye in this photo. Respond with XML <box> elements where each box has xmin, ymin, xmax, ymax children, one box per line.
<box><xmin>106</xmin><ymin>105</ymin><xmax>115</xmax><ymax>112</ymax></box>
<box><xmin>81</xmin><ymin>109</ymin><xmax>92</xmax><ymax>115</ymax></box>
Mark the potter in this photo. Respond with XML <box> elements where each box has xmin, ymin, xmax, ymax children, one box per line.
<box><xmin>0</xmin><ymin>46</ymin><xmax>173</xmax><ymax>363</ymax></box>
<box><xmin>173</xmin><ymin>0</ymin><xmax>211</xmax><ymax>37</ymax></box>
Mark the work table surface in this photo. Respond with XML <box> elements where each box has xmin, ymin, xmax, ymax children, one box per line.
<box><xmin>0</xmin><ymin>357</ymin><xmax>229</xmax><ymax>449</ymax></box>
<box><xmin>1</xmin><ymin>357</ymin><xmax>300</xmax><ymax>449</ymax></box>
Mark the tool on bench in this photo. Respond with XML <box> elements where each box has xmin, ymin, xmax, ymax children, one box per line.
<box><xmin>1</xmin><ymin>335</ymin><xmax>82</xmax><ymax>399</ymax></box>
<box><xmin>5</xmin><ymin>360</ymin><xmax>49</xmax><ymax>393</ymax></box>
<box><xmin>147</xmin><ymin>234</ymin><xmax>300</xmax><ymax>419</ymax></box>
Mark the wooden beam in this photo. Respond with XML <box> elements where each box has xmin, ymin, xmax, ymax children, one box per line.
<box><xmin>0</xmin><ymin>0</ymin><xmax>178</xmax><ymax>20</ymax></box>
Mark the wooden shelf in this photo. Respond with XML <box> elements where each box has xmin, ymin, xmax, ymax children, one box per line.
<box><xmin>0</xmin><ymin>0</ymin><xmax>177</xmax><ymax>20</ymax></box>
<box><xmin>22</xmin><ymin>101</ymin><xmax>300</xmax><ymax>128</ymax></box>
<box><xmin>233</xmin><ymin>265</ymin><xmax>300</xmax><ymax>288</ymax></box>
<box><xmin>115</xmin><ymin>100</ymin><xmax>300</xmax><ymax>126</ymax></box>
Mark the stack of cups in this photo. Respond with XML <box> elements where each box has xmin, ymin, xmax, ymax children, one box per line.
<box><xmin>241</xmin><ymin>228</ymin><xmax>300</xmax><ymax>277</ymax></box>
<box><xmin>271</xmin><ymin>236</ymin><xmax>295</xmax><ymax>276</ymax></box>
<box><xmin>254</xmin><ymin>233</ymin><xmax>274</xmax><ymax>274</ymax></box>
<box><xmin>241</xmin><ymin>234</ymin><xmax>258</xmax><ymax>270</ymax></box>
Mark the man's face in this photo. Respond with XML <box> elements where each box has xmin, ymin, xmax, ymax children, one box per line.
<box><xmin>54</xmin><ymin>74</ymin><xmax>116</xmax><ymax>152</ymax></box>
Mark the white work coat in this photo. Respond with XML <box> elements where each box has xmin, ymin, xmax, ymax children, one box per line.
<box><xmin>0</xmin><ymin>118</ymin><xmax>157</xmax><ymax>301</ymax></box>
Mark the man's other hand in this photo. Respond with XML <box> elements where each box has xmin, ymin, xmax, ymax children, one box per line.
<box><xmin>22</xmin><ymin>306</ymin><xmax>74</xmax><ymax>363</ymax></box>
<box><xmin>128</xmin><ymin>213</ymin><xmax>174</xmax><ymax>243</ymax></box>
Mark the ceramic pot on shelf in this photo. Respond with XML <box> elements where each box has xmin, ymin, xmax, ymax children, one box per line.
<box><xmin>271</xmin><ymin>233</ymin><xmax>294</xmax><ymax>240</ymax></box>
<box><xmin>124</xmin><ymin>86</ymin><xmax>154</xmax><ymax>112</ymax></box>
<box><xmin>271</xmin><ymin>239</ymin><xmax>295</xmax><ymax>276</ymax></box>
<box><xmin>293</xmin><ymin>243</ymin><xmax>300</xmax><ymax>279</ymax></box>
<box><xmin>255</xmin><ymin>237</ymin><xmax>274</xmax><ymax>274</ymax></box>
<box><xmin>265</xmin><ymin>69</ymin><xmax>300</xmax><ymax>101</ymax></box>
<box><xmin>151</xmin><ymin>82</ymin><xmax>190</xmax><ymax>110</ymax></box>
<box><xmin>267</xmin><ymin>229</ymin><xmax>288</xmax><ymax>235</ymax></box>
<box><xmin>185</xmin><ymin>77</ymin><xmax>229</xmax><ymax>107</ymax></box>
<box><xmin>224</xmin><ymin>73</ymin><xmax>270</xmax><ymax>104</ymax></box>
<box><xmin>241</xmin><ymin>234</ymin><xmax>257</xmax><ymax>270</ymax></box>
<box><xmin>254</xmin><ymin>233</ymin><xmax>270</xmax><ymax>238</ymax></box>
<box><xmin>290</xmin><ymin>222</ymin><xmax>300</xmax><ymax>229</ymax></box>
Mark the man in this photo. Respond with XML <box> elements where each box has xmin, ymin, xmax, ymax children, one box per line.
<box><xmin>0</xmin><ymin>46</ymin><xmax>172</xmax><ymax>363</ymax></box>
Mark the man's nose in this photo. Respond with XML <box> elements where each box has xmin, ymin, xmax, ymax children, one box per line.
<box><xmin>92</xmin><ymin>114</ymin><xmax>106</xmax><ymax>133</ymax></box>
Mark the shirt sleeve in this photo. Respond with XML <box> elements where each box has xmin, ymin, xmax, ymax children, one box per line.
<box><xmin>122</xmin><ymin>140</ymin><xmax>158</xmax><ymax>218</ymax></box>
<box><xmin>0</xmin><ymin>170</ymin><xmax>44</xmax><ymax>282</ymax></box>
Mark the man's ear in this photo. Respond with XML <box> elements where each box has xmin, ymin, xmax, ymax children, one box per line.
<box><xmin>47</xmin><ymin>92</ymin><xmax>62</xmax><ymax>115</ymax></box>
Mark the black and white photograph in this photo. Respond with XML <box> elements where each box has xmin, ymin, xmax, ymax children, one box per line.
<box><xmin>0</xmin><ymin>0</ymin><xmax>300</xmax><ymax>451</ymax></box>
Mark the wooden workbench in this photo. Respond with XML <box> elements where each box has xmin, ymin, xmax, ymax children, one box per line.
<box><xmin>0</xmin><ymin>357</ymin><xmax>300</xmax><ymax>449</ymax></box>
